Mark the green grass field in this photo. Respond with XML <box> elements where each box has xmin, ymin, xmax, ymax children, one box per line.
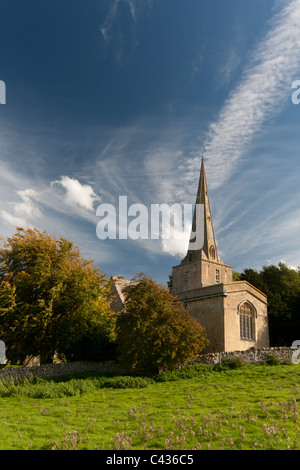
<box><xmin>1</xmin><ymin>362</ymin><xmax>300</xmax><ymax>450</ymax></box>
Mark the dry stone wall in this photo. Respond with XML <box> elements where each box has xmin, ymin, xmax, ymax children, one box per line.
<box><xmin>194</xmin><ymin>346</ymin><xmax>294</xmax><ymax>365</ymax></box>
<box><xmin>0</xmin><ymin>361</ymin><xmax>141</xmax><ymax>384</ymax></box>
<box><xmin>0</xmin><ymin>347</ymin><xmax>297</xmax><ymax>384</ymax></box>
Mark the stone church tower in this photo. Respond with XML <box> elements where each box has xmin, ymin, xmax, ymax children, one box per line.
<box><xmin>172</xmin><ymin>159</ymin><xmax>269</xmax><ymax>353</ymax></box>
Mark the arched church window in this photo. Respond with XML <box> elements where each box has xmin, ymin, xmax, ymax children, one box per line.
<box><xmin>209</xmin><ymin>246</ymin><xmax>216</xmax><ymax>259</ymax></box>
<box><xmin>239</xmin><ymin>302</ymin><xmax>255</xmax><ymax>340</ymax></box>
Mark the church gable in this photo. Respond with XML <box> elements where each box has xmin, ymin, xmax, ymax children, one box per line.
<box><xmin>109</xmin><ymin>275</ymin><xmax>136</xmax><ymax>313</ymax></box>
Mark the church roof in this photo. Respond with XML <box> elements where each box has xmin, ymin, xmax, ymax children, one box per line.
<box><xmin>110</xmin><ymin>275</ymin><xmax>135</xmax><ymax>304</ymax></box>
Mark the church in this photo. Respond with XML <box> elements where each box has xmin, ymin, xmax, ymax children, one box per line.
<box><xmin>110</xmin><ymin>158</ymin><xmax>269</xmax><ymax>354</ymax></box>
<box><xmin>171</xmin><ymin>158</ymin><xmax>269</xmax><ymax>353</ymax></box>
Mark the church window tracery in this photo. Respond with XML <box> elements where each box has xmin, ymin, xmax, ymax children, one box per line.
<box><xmin>239</xmin><ymin>302</ymin><xmax>255</xmax><ymax>340</ymax></box>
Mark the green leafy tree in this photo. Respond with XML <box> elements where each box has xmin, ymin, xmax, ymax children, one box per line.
<box><xmin>167</xmin><ymin>274</ymin><xmax>173</xmax><ymax>292</ymax></box>
<box><xmin>232</xmin><ymin>271</ymin><xmax>242</xmax><ymax>281</ymax></box>
<box><xmin>116</xmin><ymin>274</ymin><xmax>208</xmax><ymax>372</ymax></box>
<box><xmin>0</xmin><ymin>228</ymin><xmax>115</xmax><ymax>363</ymax></box>
<box><xmin>239</xmin><ymin>268</ymin><xmax>267</xmax><ymax>293</ymax></box>
<box><xmin>240</xmin><ymin>263</ymin><xmax>300</xmax><ymax>346</ymax></box>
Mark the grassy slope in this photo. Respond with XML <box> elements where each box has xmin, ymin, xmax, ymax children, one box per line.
<box><xmin>0</xmin><ymin>364</ymin><xmax>300</xmax><ymax>450</ymax></box>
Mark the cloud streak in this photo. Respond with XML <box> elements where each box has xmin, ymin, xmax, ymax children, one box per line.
<box><xmin>99</xmin><ymin>0</ymin><xmax>152</xmax><ymax>64</ymax></box>
<box><xmin>0</xmin><ymin>172</ymin><xmax>100</xmax><ymax>233</ymax></box>
<box><xmin>100</xmin><ymin>0</ymin><xmax>149</xmax><ymax>42</ymax></box>
<box><xmin>1</xmin><ymin>188</ymin><xmax>42</xmax><ymax>229</ymax></box>
<box><xmin>100</xmin><ymin>0</ymin><xmax>121</xmax><ymax>44</ymax></box>
<box><xmin>187</xmin><ymin>0</ymin><xmax>300</xmax><ymax>189</ymax></box>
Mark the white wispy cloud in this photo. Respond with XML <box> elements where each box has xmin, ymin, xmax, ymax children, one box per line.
<box><xmin>100</xmin><ymin>0</ymin><xmax>121</xmax><ymax>44</ymax></box>
<box><xmin>0</xmin><ymin>160</ymin><xmax>100</xmax><ymax>232</ymax></box>
<box><xmin>160</xmin><ymin>223</ymin><xmax>192</xmax><ymax>258</ymax></box>
<box><xmin>51</xmin><ymin>176</ymin><xmax>100</xmax><ymax>212</ymax></box>
<box><xmin>14</xmin><ymin>189</ymin><xmax>42</xmax><ymax>219</ymax></box>
<box><xmin>186</xmin><ymin>0</ymin><xmax>300</xmax><ymax>190</ymax></box>
<box><xmin>217</xmin><ymin>47</ymin><xmax>241</xmax><ymax>87</ymax></box>
<box><xmin>1</xmin><ymin>188</ymin><xmax>42</xmax><ymax>229</ymax></box>
<box><xmin>0</xmin><ymin>211</ymin><xmax>29</xmax><ymax>229</ymax></box>
<box><xmin>99</xmin><ymin>0</ymin><xmax>152</xmax><ymax>64</ymax></box>
<box><xmin>100</xmin><ymin>0</ymin><xmax>143</xmax><ymax>43</ymax></box>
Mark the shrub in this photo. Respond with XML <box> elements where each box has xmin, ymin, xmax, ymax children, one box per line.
<box><xmin>154</xmin><ymin>363</ymin><xmax>212</xmax><ymax>382</ymax></box>
<box><xmin>265</xmin><ymin>353</ymin><xmax>292</xmax><ymax>366</ymax></box>
<box><xmin>265</xmin><ymin>353</ymin><xmax>281</xmax><ymax>365</ymax></box>
<box><xmin>99</xmin><ymin>376</ymin><xmax>153</xmax><ymax>389</ymax></box>
<box><xmin>0</xmin><ymin>374</ymin><xmax>153</xmax><ymax>399</ymax></box>
<box><xmin>220</xmin><ymin>357</ymin><xmax>245</xmax><ymax>370</ymax></box>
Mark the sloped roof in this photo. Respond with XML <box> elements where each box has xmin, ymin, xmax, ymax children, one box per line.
<box><xmin>110</xmin><ymin>275</ymin><xmax>135</xmax><ymax>305</ymax></box>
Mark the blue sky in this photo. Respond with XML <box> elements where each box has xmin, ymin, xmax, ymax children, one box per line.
<box><xmin>1</xmin><ymin>0</ymin><xmax>300</xmax><ymax>284</ymax></box>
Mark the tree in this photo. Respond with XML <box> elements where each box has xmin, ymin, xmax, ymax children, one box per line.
<box><xmin>167</xmin><ymin>274</ymin><xmax>173</xmax><ymax>292</ymax></box>
<box><xmin>239</xmin><ymin>263</ymin><xmax>300</xmax><ymax>347</ymax></box>
<box><xmin>232</xmin><ymin>271</ymin><xmax>242</xmax><ymax>281</ymax></box>
<box><xmin>116</xmin><ymin>274</ymin><xmax>208</xmax><ymax>372</ymax></box>
<box><xmin>239</xmin><ymin>268</ymin><xmax>268</xmax><ymax>294</ymax></box>
<box><xmin>0</xmin><ymin>228</ymin><xmax>115</xmax><ymax>363</ymax></box>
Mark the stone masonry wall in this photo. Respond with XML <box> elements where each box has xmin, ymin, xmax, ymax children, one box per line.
<box><xmin>0</xmin><ymin>347</ymin><xmax>297</xmax><ymax>384</ymax></box>
<box><xmin>194</xmin><ymin>346</ymin><xmax>294</xmax><ymax>365</ymax></box>
<box><xmin>0</xmin><ymin>360</ymin><xmax>145</xmax><ymax>384</ymax></box>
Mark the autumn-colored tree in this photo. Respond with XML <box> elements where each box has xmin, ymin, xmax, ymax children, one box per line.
<box><xmin>0</xmin><ymin>228</ymin><xmax>115</xmax><ymax>363</ymax></box>
<box><xmin>116</xmin><ymin>274</ymin><xmax>208</xmax><ymax>372</ymax></box>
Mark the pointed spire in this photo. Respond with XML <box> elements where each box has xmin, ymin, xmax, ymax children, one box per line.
<box><xmin>187</xmin><ymin>157</ymin><xmax>218</xmax><ymax>261</ymax></box>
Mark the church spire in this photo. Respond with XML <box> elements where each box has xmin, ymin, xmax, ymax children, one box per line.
<box><xmin>172</xmin><ymin>152</ymin><xmax>233</xmax><ymax>292</ymax></box>
<box><xmin>187</xmin><ymin>157</ymin><xmax>219</xmax><ymax>262</ymax></box>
